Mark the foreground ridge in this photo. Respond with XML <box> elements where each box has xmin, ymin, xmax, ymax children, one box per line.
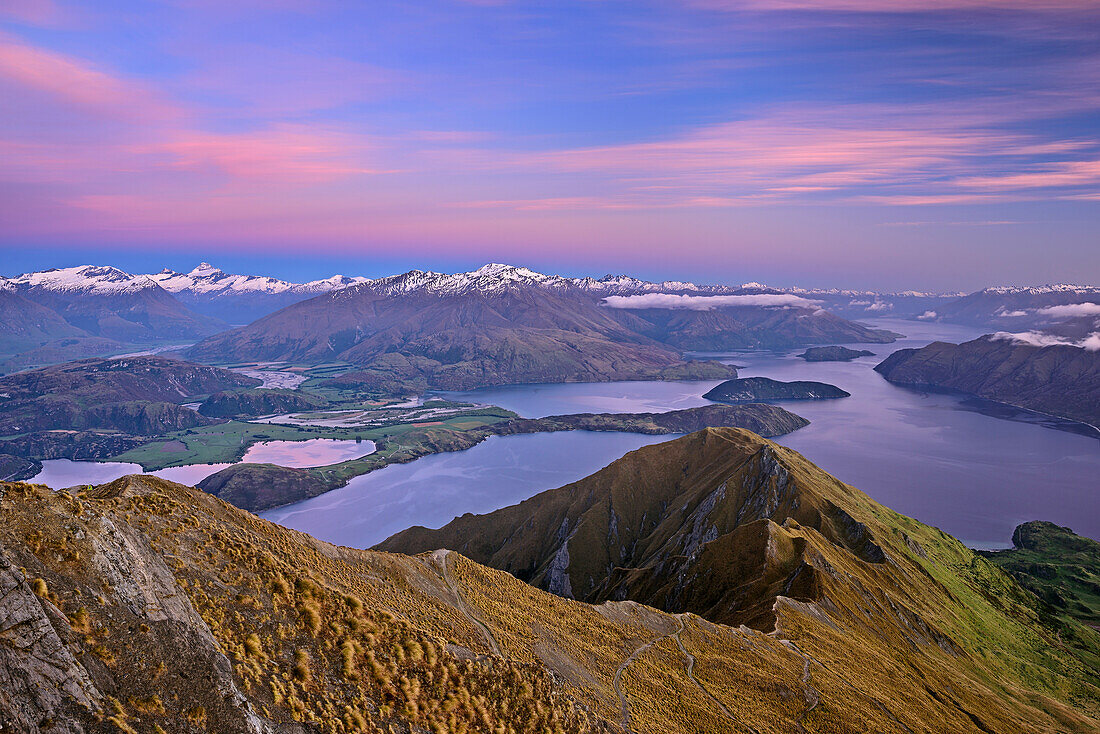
<box><xmin>1</xmin><ymin>429</ymin><xmax>1097</xmax><ymax>732</ymax></box>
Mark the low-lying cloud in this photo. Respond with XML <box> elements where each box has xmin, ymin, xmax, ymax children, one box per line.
<box><xmin>1035</xmin><ymin>302</ymin><xmax>1100</xmax><ymax>318</ymax></box>
<box><xmin>991</xmin><ymin>330</ymin><xmax>1100</xmax><ymax>351</ymax></box>
<box><xmin>602</xmin><ymin>293</ymin><xmax>817</xmax><ymax>311</ymax></box>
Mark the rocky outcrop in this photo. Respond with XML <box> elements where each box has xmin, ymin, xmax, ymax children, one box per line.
<box><xmin>0</xmin><ymin>556</ymin><xmax>102</xmax><ymax>733</ymax></box>
<box><xmin>198</xmin><ymin>388</ymin><xmax>328</xmax><ymax>418</ymax></box>
<box><xmin>703</xmin><ymin>376</ymin><xmax>850</xmax><ymax>404</ymax></box>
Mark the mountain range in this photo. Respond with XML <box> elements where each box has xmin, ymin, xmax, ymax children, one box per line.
<box><xmin>926</xmin><ymin>284</ymin><xmax>1100</xmax><ymax>330</ymax></box>
<box><xmin>4</xmin><ymin>428</ymin><xmax>1095</xmax><ymax>731</ymax></box>
<box><xmin>185</xmin><ymin>264</ymin><xmax>898</xmax><ymax>391</ymax></box>
<box><xmin>0</xmin><ymin>266</ymin><xmax>227</xmax><ymax>373</ymax></box>
<box><xmin>148</xmin><ymin>262</ymin><xmax>371</xmax><ymax>322</ymax></box>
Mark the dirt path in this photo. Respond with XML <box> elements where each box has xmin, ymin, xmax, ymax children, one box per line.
<box><xmin>612</xmin><ymin>626</ymin><xmax>674</xmax><ymax>731</ymax></box>
<box><xmin>614</xmin><ymin>613</ymin><xmax>753</xmax><ymax>733</ymax></box>
<box><xmin>429</xmin><ymin>549</ymin><xmax>502</xmax><ymax>657</ymax></box>
<box><xmin>670</xmin><ymin>614</ymin><xmax>753</xmax><ymax>731</ymax></box>
<box><xmin>779</xmin><ymin>639</ymin><xmax>820</xmax><ymax>733</ymax></box>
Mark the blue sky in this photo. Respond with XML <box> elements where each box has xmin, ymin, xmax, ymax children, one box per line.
<box><xmin>1</xmin><ymin>0</ymin><xmax>1098</xmax><ymax>290</ymax></box>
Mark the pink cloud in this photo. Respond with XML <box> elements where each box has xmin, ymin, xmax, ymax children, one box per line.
<box><xmin>140</xmin><ymin>126</ymin><xmax>390</xmax><ymax>182</ymax></box>
<box><xmin>953</xmin><ymin>159</ymin><xmax>1100</xmax><ymax>191</ymax></box>
<box><xmin>0</xmin><ymin>35</ymin><xmax>178</xmax><ymax>119</ymax></box>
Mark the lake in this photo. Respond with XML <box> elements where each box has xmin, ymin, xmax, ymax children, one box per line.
<box><xmin>265</xmin><ymin>317</ymin><xmax>1099</xmax><ymax>549</ymax></box>
<box><xmin>261</xmin><ymin>432</ymin><xmax>678</xmax><ymax>549</ymax></box>
<box><xmin>29</xmin><ymin>438</ymin><xmax>376</xmax><ymax>490</ymax></box>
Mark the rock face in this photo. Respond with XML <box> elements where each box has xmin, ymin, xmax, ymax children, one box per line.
<box><xmin>874</xmin><ymin>336</ymin><xmax>1100</xmax><ymax>426</ymax></box>
<box><xmin>798</xmin><ymin>346</ymin><xmax>875</xmax><ymax>361</ymax></box>
<box><xmin>1</xmin><ymin>443</ymin><xmax>1098</xmax><ymax>731</ymax></box>
<box><xmin>703</xmin><ymin>376</ymin><xmax>850</xmax><ymax>404</ymax></box>
<box><xmin>0</xmin><ymin>555</ymin><xmax>102</xmax><ymax>734</ymax></box>
<box><xmin>197</xmin><ymin>388</ymin><xmax>328</xmax><ymax>418</ymax></box>
<box><xmin>0</xmin><ymin>356</ymin><xmax>258</xmax><ymax>435</ymax></box>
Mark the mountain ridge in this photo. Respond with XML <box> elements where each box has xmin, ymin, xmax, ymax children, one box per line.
<box><xmin>3</xmin><ymin>427</ymin><xmax>1096</xmax><ymax>731</ymax></box>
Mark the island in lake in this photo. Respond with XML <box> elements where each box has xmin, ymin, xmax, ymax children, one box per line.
<box><xmin>703</xmin><ymin>376</ymin><xmax>850</xmax><ymax>404</ymax></box>
<box><xmin>798</xmin><ymin>345</ymin><xmax>875</xmax><ymax>361</ymax></box>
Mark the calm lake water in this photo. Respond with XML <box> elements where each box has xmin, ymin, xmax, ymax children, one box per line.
<box><xmin>261</xmin><ymin>432</ymin><xmax>677</xmax><ymax>549</ymax></box>
<box><xmin>265</xmin><ymin>317</ymin><xmax>1098</xmax><ymax>550</ymax></box>
<box><xmin>29</xmin><ymin>438</ymin><xmax>375</xmax><ymax>489</ymax></box>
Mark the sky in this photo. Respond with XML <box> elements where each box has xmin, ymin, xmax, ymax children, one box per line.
<box><xmin>1</xmin><ymin>0</ymin><xmax>1098</xmax><ymax>290</ymax></box>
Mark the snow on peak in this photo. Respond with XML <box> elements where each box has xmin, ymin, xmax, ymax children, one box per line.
<box><xmin>361</xmin><ymin>264</ymin><xmax>571</xmax><ymax>296</ymax></box>
<box><xmin>980</xmin><ymin>284</ymin><xmax>1099</xmax><ymax>296</ymax></box>
<box><xmin>13</xmin><ymin>265</ymin><xmax>157</xmax><ymax>295</ymax></box>
<box><xmin>147</xmin><ymin>264</ymin><xmax>368</xmax><ymax>297</ymax></box>
<box><xmin>189</xmin><ymin>262</ymin><xmax>223</xmax><ymax>277</ymax></box>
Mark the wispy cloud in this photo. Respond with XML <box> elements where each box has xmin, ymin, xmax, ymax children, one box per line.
<box><xmin>0</xmin><ymin>34</ymin><xmax>179</xmax><ymax>119</ymax></box>
<box><xmin>1036</xmin><ymin>302</ymin><xmax>1100</xmax><ymax>318</ymax></box>
<box><xmin>603</xmin><ymin>293</ymin><xmax>818</xmax><ymax>310</ymax></box>
<box><xmin>991</xmin><ymin>330</ymin><xmax>1100</xmax><ymax>351</ymax></box>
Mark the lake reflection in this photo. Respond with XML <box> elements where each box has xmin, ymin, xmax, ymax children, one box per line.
<box><xmin>29</xmin><ymin>438</ymin><xmax>375</xmax><ymax>490</ymax></box>
<box><xmin>241</xmin><ymin>438</ymin><xmax>375</xmax><ymax>467</ymax></box>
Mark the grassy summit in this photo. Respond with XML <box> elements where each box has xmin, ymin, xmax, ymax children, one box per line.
<box><xmin>981</xmin><ymin>522</ymin><xmax>1100</xmax><ymax>629</ymax></box>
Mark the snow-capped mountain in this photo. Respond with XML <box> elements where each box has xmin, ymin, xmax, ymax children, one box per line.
<box><xmin>148</xmin><ymin>263</ymin><xmax>369</xmax><ymax>298</ymax></box>
<box><xmin>11</xmin><ymin>265</ymin><xmax>159</xmax><ymax>296</ymax></box>
<box><xmin>976</xmin><ymin>284</ymin><xmax>1099</xmax><ymax>296</ymax></box>
<box><xmin>145</xmin><ymin>263</ymin><xmax>370</xmax><ymax>323</ymax></box>
<box><xmin>6</xmin><ymin>265</ymin><xmax>225</xmax><ymax>346</ymax></box>
<box><xmin>932</xmin><ymin>283</ymin><xmax>1100</xmax><ymax>329</ymax></box>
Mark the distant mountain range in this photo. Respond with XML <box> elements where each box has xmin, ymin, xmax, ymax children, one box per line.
<box><xmin>0</xmin><ymin>266</ymin><xmax>226</xmax><ymax>372</ymax></box>
<box><xmin>922</xmin><ymin>283</ymin><xmax>1100</xmax><ymax>330</ymax></box>
<box><xmin>186</xmin><ymin>263</ymin><xmax>901</xmax><ymax>390</ymax></box>
<box><xmin>148</xmin><ymin>262</ymin><xmax>371</xmax><ymax>322</ymax></box>
<box><xmin>4</xmin><ymin>262</ymin><xmax>1098</xmax><ymax>391</ymax></box>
